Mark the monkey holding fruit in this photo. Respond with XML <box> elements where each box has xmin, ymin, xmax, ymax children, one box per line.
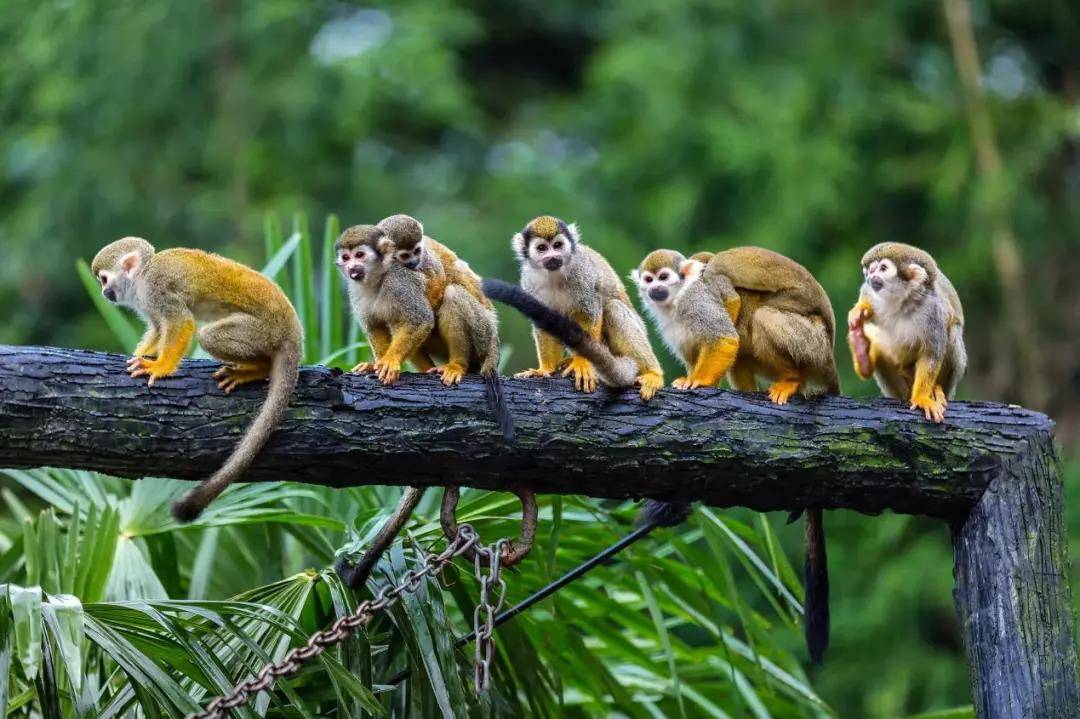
<box><xmin>630</xmin><ymin>245</ymin><xmax>838</xmax><ymax>663</ymax></box>
<box><xmin>91</xmin><ymin>237</ymin><xmax>302</xmax><ymax>521</ymax></box>
<box><xmin>484</xmin><ymin>215</ymin><xmax>664</xmax><ymax>401</ymax></box>
<box><xmin>847</xmin><ymin>242</ymin><xmax>966</xmax><ymax>423</ymax></box>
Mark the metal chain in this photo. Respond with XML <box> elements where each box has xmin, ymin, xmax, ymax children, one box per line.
<box><xmin>186</xmin><ymin>524</ymin><xmax>481</xmax><ymax>719</ymax></box>
<box><xmin>471</xmin><ymin>538</ymin><xmax>510</xmax><ymax>692</ymax></box>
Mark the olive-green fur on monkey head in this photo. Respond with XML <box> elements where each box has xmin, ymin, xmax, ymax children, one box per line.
<box><xmin>334</xmin><ymin>225</ymin><xmax>387</xmax><ymax>284</ymax></box>
<box><xmin>377</xmin><ymin>214</ymin><xmax>427</xmax><ymax>270</ymax></box>
<box><xmin>512</xmin><ymin>215</ymin><xmax>580</xmax><ymax>273</ymax></box>
<box><xmin>631</xmin><ymin>249</ymin><xmax>698</xmax><ymax>307</ymax></box>
<box><xmin>92</xmin><ymin>237</ymin><xmax>156</xmax><ymax>306</ymax></box>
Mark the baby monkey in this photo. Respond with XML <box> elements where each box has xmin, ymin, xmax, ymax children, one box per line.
<box><xmin>91</xmin><ymin>237</ymin><xmax>302</xmax><ymax>521</ymax></box>
<box><xmin>631</xmin><ymin>246</ymin><xmax>837</xmax><ymax>663</ymax></box>
<box><xmin>848</xmin><ymin>242</ymin><xmax>966</xmax><ymax>423</ymax></box>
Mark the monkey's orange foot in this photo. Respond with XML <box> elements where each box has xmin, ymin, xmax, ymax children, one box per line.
<box><xmin>767</xmin><ymin>379</ymin><xmax>801</xmax><ymax>405</ymax></box>
<box><xmin>933</xmin><ymin>385</ymin><xmax>948</xmax><ymax>406</ymax></box>
<box><xmin>514</xmin><ymin>368</ymin><xmax>554</xmax><ymax>379</ymax></box>
<box><xmin>128</xmin><ymin>358</ymin><xmax>178</xmax><ymax>387</ymax></box>
<box><xmin>561</xmin><ymin>356</ymin><xmax>598</xmax><ymax>393</ymax></box>
<box><xmin>910</xmin><ymin>393</ymin><xmax>947</xmax><ymax>423</ymax></box>
<box><xmin>213</xmin><ymin>366</ymin><xmax>270</xmax><ymax>394</ymax></box>
<box><xmin>429</xmin><ymin>362</ymin><xmax>467</xmax><ymax>386</ymax></box>
<box><xmin>635</xmin><ymin>372</ymin><xmax>664</xmax><ymax>401</ymax></box>
<box><xmin>375</xmin><ymin>360</ymin><xmax>401</xmax><ymax>385</ymax></box>
<box><xmin>671</xmin><ymin>376</ymin><xmax>701</xmax><ymax>390</ymax></box>
<box><xmin>349</xmin><ymin>361</ymin><xmax>377</xmax><ymax>374</ymax></box>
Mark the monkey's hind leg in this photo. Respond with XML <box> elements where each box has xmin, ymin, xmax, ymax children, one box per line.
<box><xmin>749</xmin><ymin>307</ymin><xmax>831</xmax><ymax>405</ymax></box>
<box><xmin>430</xmin><ymin>285</ymin><xmax>479</xmax><ymax>386</ymax></box>
<box><xmin>199</xmin><ymin>314</ymin><xmax>274</xmax><ymax>394</ymax></box>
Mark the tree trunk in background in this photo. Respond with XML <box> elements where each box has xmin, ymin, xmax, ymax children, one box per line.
<box><xmin>942</xmin><ymin>0</ymin><xmax>1048</xmax><ymax>409</ymax></box>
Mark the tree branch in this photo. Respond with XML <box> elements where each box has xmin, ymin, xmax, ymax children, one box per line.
<box><xmin>0</xmin><ymin>345</ymin><xmax>1052</xmax><ymax>520</ymax></box>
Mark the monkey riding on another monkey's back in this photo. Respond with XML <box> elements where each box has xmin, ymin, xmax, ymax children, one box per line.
<box><xmin>847</xmin><ymin>242</ymin><xmax>966</xmax><ymax>423</ymax></box>
<box><xmin>91</xmin><ymin>237</ymin><xmax>303</xmax><ymax>521</ymax></box>
<box><xmin>630</xmin><ymin>245</ymin><xmax>838</xmax><ymax>664</ymax></box>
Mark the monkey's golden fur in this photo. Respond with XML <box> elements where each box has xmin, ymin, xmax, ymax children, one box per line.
<box><xmin>848</xmin><ymin>242</ymin><xmax>966</xmax><ymax>423</ymax></box>
<box><xmin>91</xmin><ymin>237</ymin><xmax>302</xmax><ymax>521</ymax></box>
<box><xmin>506</xmin><ymin>215</ymin><xmax>664</xmax><ymax>400</ymax></box>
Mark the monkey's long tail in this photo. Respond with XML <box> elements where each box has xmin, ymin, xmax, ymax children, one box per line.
<box><xmin>804</xmin><ymin>509</ymin><xmax>829</xmax><ymax>663</ymax></box>
<box><xmin>172</xmin><ymin>341</ymin><xmax>302</xmax><ymax>522</ymax></box>
<box><xmin>474</xmin><ymin>304</ymin><xmax>515</xmax><ymax>443</ymax></box>
<box><xmin>335</xmin><ymin>486</ymin><xmax>426</xmax><ymax>589</ymax></box>
<box><xmin>481</xmin><ymin>278</ymin><xmax>636</xmax><ymax>387</ymax></box>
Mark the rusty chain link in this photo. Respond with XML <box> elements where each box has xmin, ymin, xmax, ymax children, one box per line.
<box><xmin>471</xmin><ymin>538</ymin><xmax>510</xmax><ymax>691</ymax></box>
<box><xmin>185</xmin><ymin>523</ymin><xmax>480</xmax><ymax>719</ymax></box>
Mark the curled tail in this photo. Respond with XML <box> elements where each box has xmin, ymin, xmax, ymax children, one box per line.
<box><xmin>804</xmin><ymin>508</ymin><xmax>829</xmax><ymax>663</ymax></box>
<box><xmin>172</xmin><ymin>343</ymin><xmax>301</xmax><ymax>522</ymax></box>
<box><xmin>482</xmin><ymin>278</ymin><xmax>636</xmax><ymax>387</ymax></box>
<box><xmin>335</xmin><ymin>486</ymin><xmax>426</xmax><ymax>588</ymax></box>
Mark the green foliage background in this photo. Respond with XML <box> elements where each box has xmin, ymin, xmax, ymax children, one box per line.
<box><xmin>0</xmin><ymin>0</ymin><xmax>1077</xmax><ymax>716</ymax></box>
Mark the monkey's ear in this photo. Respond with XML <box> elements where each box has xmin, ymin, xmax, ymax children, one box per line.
<box><xmin>376</xmin><ymin>236</ymin><xmax>395</xmax><ymax>257</ymax></box>
<box><xmin>903</xmin><ymin>263</ymin><xmax>928</xmax><ymax>284</ymax></box>
<box><xmin>120</xmin><ymin>251</ymin><xmax>142</xmax><ymax>278</ymax></box>
<box><xmin>511</xmin><ymin>232</ymin><xmax>528</xmax><ymax>258</ymax></box>
<box><xmin>680</xmin><ymin>259</ymin><xmax>704</xmax><ymax>281</ymax></box>
<box><xmin>629</xmin><ymin>269</ymin><xmax>642</xmax><ymax>284</ymax></box>
<box><xmin>565</xmin><ymin>223</ymin><xmax>582</xmax><ymax>245</ymax></box>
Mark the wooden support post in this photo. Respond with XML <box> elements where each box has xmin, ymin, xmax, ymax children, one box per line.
<box><xmin>953</xmin><ymin>431</ymin><xmax>1080</xmax><ymax>718</ymax></box>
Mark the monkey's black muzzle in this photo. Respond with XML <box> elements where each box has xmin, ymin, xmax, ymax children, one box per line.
<box><xmin>869</xmin><ymin>277</ymin><xmax>884</xmax><ymax>292</ymax></box>
<box><xmin>542</xmin><ymin>257</ymin><xmax>564</xmax><ymax>271</ymax></box>
<box><xmin>103</xmin><ymin>288</ymin><xmax>117</xmax><ymax>303</ymax></box>
<box><xmin>403</xmin><ymin>259</ymin><xmax>420</xmax><ymax>270</ymax></box>
<box><xmin>348</xmin><ymin>266</ymin><xmax>366</xmax><ymax>282</ymax></box>
<box><xmin>648</xmin><ymin>286</ymin><xmax>670</xmax><ymax>302</ymax></box>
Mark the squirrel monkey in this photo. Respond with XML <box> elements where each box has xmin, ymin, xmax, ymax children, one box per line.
<box><xmin>334</xmin><ymin>224</ymin><xmax>512</xmax><ymax>440</ymax></box>
<box><xmin>376</xmin><ymin>213</ymin><xmax>491</xmax><ymax>315</ymax></box>
<box><xmin>91</xmin><ymin>237</ymin><xmax>302</xmax><ymax>521</ymax></box>
<box><xmin>631</xmin><ymin>246</ymin><xmax>838</xmax><ymax>664</ymax></box>
<box><xmin>485</xmin><ymin>215</ymin><xmax>664</xmax><ymax>401</ymax></box>
<box><xmin>847</xmin><ymin>242</ymin><xmax>966</xmax><ymax>423</ymax></box>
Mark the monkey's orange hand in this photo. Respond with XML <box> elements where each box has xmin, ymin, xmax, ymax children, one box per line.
<box><xmin>847</xmin><ymin>303</ymin><xmax>874</xmax><ymax>379</ymax></box>
<box><xmin>910</xmin><ymin>392</ymin><xmax>947</xmax><ymax>423</ymax></box>
<box><xmin>635</xmin><ymin>372</ymin><xmax>664</xmax><ymax>401</ymax></box>
<box><xmin>128</xmin><ymin>358</ymin><xmax>178</xmax><ymax>387</ymax></box>
<box><xmin>562</xmin><ymin>355</ymin><xmax>598</xmax><ymax>393</ymax></box>
<box><xmin>428</xmin><ymin>362</ymin><xmax>466</xmax><ymax>386</ymax></box>
<box><xmin>672</xmin><ymin>376</ymin><xmax>704</xmax><ymax>390</ymax></box>
<box><xmin>350</xmin><ymin>361</ymin><xmax>377</xmax><ymax>374</ymax></box>
<box><xmin>375</xmin><ymin>359</ymin><xmax>401</xmax><ymax>385</ymax></box>
<box><xmin>514</xmin><ymin>368</ymin><xmax>554</xmax><ymax>379</ymax></box>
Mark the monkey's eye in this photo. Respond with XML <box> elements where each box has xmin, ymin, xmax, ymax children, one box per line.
<box><xmin>340</xmin><ymin>253</ymin><xmax>350</xmax><ymax>263</ymax></box>
<box><xmin>536</xmin><ymin>243</ymin><xmax>548</xmax><ymax>253</ymax></box>
<box><xmin>98</xmin><ymin>273</ymin><xmax>107</xmax><ymax>285</ymax></box>
<box><xmin>413</xmin><ymin>248</ymin><xmax>422</xmax><ymax>256</ymax></box>
<box><xmin>658</xmin><ymin>271</ymin><xmax>671</xmax><ymax>282</ymax></box>
<box><xmin>642</xmin><ymin>275</ymin><xmax>653</xmax><ymax>284</ymax></box>
<box><xmin>552</xmin><ymin>240</ymin><xmax>564</xmax><ymax>250</ymax></box>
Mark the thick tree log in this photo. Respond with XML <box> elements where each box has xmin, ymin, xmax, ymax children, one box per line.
<box><xmin>1</xmin><ymin>345</ymin><xmax>1077</xmax><ymax>717</ymax></box>
<box><xmin>0</xmin><ymin>345</ymin><xmax>1051</xmax><ymax>519</ymax></box>
<box><xmin>953</xmin><ymin>432</ymin><xmax>1080</xmax><ymax>718</ymax></box>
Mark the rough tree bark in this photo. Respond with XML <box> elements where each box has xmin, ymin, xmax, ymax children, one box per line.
<box><xmin>0</xmin><ymin>345</ymin><xmax>1077</xmax><ymax>717</ymax></box>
